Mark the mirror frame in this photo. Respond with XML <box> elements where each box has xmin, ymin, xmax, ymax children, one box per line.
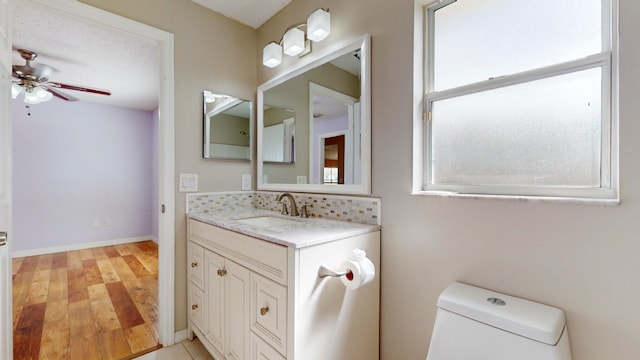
<box><xmin>257</xmin><ymin>34</ymin><xmax>371</xmax><ymax>195</ymax></box>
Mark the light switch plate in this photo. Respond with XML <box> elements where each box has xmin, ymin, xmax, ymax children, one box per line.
<box><xmin>179</xmin><ymin>173</ymin><xmax>198</xmax><ymax>192</ymax></box>
<box><xmin>296</xmin><ymin>176</ymin><xmax>307</xmax><ymax>184</ymax></box>
<box><xmin>242</xmin><ymin>174</ymin><xmax>251</xmax><ymax>191</ymax></box>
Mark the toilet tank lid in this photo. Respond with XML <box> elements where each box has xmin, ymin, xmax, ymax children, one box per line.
<box><xmin>437</xmin><ymin>282</ymin><xmax>566</xmax><ymax>345</ymax></box>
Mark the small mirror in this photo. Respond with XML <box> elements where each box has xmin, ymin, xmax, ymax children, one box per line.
<box><xmin>203</xmin><ymin>91</ymin><xmax>251</xmax><ymax>160</ymax></box>
<box><xmin>258</xmin><ymin>35</ymin><xmax>371</xmax><ymax>194</ymax></box>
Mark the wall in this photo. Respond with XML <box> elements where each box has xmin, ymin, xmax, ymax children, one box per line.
<box><xmin>12</xmin><ymin>98</ymin><xmax>154</xmax><ymax>252</ymax></box>
<box><xmin>258</xmin><ymin>1</ymin><xmax>640</xmax><ymax>360</ymax></box>
<box><xmin>78</xmin><ymin>0</ymin><xmax>257</xmax><ymax>332</ymax></box>
<box><xmin>210</xmin><ymin>113</ymin><xmax>250</xmax><ymax>146</ymax></box>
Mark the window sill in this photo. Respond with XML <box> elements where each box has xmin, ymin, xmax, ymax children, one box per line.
<box><xmin>411</xmin><ymin>190</ymin><xmax>620</xmax><ymax>206</ymax></box>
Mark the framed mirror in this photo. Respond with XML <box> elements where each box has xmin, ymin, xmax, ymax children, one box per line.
<box><xmin>202</xmin><ymin>90</ymin><xmax>252</xmax><ymax>160</ymax></box>
<box><xmin>257</xmin><ymin>34</ymin><xmax>371</xmax><ymax>194</ymax></box>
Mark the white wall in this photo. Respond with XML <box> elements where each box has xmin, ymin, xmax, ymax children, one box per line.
<box><xmin>258</xmin><ymin>1</ymin><xmax>640</xmax><ymax>359</ymax></box>
<box><xmin>11</xmin><ymin>98</ymin><xmax>155</xmax><ymax>252</ymax></box>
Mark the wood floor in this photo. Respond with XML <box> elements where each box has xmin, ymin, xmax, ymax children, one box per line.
<box><xmin>12</xmin><ymin>240</ymin><xmax>161</xmax><ymax>360</ymax></box>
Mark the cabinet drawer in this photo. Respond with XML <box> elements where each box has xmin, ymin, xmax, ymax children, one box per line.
<box><xmin>250</xmin><ymin>332</ymin><xmax>286</xmax><ymax>360</ymax></box>
<box><xmin>188</xmin><ymin>284</ymin><xmax>205</xmax><ymax>331</ymax></box>
<box><xmin>188</xmin><ymin>242</ymin><xmax>205</xmax><ymax>289</ymax></box>
<box><xmin>251</xmin><ymin>273</ymin><xmax>287</xmax><ymax>356</ymax></box>
<box><xmin>189</xmin><ymin>219</ymin><xmax>288</xmax><ymax>285</ymax></box>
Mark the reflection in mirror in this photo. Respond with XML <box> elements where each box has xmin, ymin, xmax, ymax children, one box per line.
<box><xmin>262</xmin><ymin>106</ymin><xmax>295</xmax><ymax>163</ymax></box>
<box><xmin>202</xmin><ymin>91</ymin><xmax>251</xmax><ymax>160</ymax></box>
<box><xmin>258</xmin><ymin>35</ymin><xmax>371</xmax><ymax>194</ymax></box>
<box><xmin>322</xmin><ymin>135</ymin><xmax>344</xmax><ymax>184</ymax></box>
<box><xmin>310</xmin><ymin>82</ymin><xmax>360</xmax><ymax>185</ymax></box>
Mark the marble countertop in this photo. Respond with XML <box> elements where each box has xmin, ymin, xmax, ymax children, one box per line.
<box><xmin>188</xmin><ymin>208</ymin><xmax>380</xmax><ymax>249</ymax></box>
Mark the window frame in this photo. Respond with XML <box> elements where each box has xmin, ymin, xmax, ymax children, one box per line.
<box><xmin>413</xmin><ymin>0</ymin><xmax>619</xmax><ymax>202</ymax></box>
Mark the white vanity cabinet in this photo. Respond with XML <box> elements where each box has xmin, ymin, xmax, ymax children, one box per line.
<box><xmin>187</xmin><ymin>217</ymin><xmax>381</xmax><ymax>360</ymax></box>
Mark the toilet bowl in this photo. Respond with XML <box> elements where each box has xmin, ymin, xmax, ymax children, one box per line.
<box><xmin>426</xmin><ymin>282</ymin><xmax>572</xmax><ymax>360</ymax></box>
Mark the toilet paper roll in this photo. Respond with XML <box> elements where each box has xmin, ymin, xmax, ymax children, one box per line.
<box><xmin>339</xmin><ymin>255</ymin><xmax>375</xmax><ymax>290</ymax></box>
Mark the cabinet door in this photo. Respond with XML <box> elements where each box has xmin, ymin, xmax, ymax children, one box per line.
<box><xmin>251</xmin><ymin>273</ymin><xmax>287</xmax><ymax>356</ymax></box>
<box><xmin>225</xmin><ymin>260</ymin><xmax>251</xmax><ymax>360</ymax></box>
<box><xmin>188</xmin><ymin>242</ymin><xmax>205</xmax><ymax>289</ymax></box>
<box><xmin>205</xmin><ymin>250</ymin><xmax>226</xmax><ymax>353</ymax></box>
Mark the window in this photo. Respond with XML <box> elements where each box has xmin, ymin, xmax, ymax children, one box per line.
<box><xmin>414</xmin><ymin>0</ymin><xmax>618</xmax><ymax>200</ymax></box>
<box><xmin>323</xmin><ymin>167</ymin><xmax>339</xmax><ymax>184</ymax></box>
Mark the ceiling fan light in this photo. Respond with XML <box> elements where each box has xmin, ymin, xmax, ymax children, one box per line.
<box><xmin>31</xmin><ymin>86</ymin><xmax>53</xmax><ymax>102</ymax></box>
<box><xmin>11</xmin><ymin>84</ymin><xmax>23</xmax><ymax>99</ymax></box>
<box><xmin>263</xmin><ymin>42</ymin><xmax>283</xmax><ymax>68</ymax></box>
<box><xmin>34</xmin><ymin>86</ymin><xmax>47</xmax><ymax>98</ymax></box>
<box><xmin>283</xmin><ymin>28</ymin><xmax>305</xmax><ymax>56</ymax></box>
<box><xmin>39</xmin><ymin>89</ymin><xmax>53</xmax><ymax>102</ymax></box>
<box><xmin>24</xmin><ymin>91</ymin><xmax>42</xmax><ymax>104</ymax></box>
<box><xmin>307</xmin><ymin>9</ymin><xmax>330</xmax><ymax>42</ymax></box>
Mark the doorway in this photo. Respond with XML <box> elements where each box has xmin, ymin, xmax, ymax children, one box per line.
<box><xmin>323</xmin><ymin>134</ymin><xmax>345</xmax><ymax>184</ymax></box>
<box><xmin>9</xmin><ymin>0</ymin><xmax>175</xmax><ymax>348</ymax></box>
<box><xmin>309</xmin><ymin>82</ymin><xmax>359</xmax><ymax>185</ymax></box>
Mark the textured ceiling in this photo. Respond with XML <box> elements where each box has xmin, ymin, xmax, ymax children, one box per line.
<box><xmin>11</xmin><ymin>0</ymin><xmax>159</xmax><ymax>111</ymax></box>
<box><xmin>190</xmin><ymin>0</ymin><xmax>292</xmax><ymax>29</ymax></box>
<box><xmin>10</xmin><ymin>0</ymin><xmax>291</xmax><ymax>111</ymax></box>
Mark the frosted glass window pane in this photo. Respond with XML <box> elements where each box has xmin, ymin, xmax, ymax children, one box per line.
<box><xmin>434</xmin><ymin>0</ymin><xmax>603</xmax><ymax>90</ymax></box>
<box><xmin>431</xmin><ymin>68</ymin><xmax>602</xmax><ymax>187</ymax></box>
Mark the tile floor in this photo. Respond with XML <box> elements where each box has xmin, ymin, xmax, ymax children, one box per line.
<box><xmin>134</xmin><ymin>338</ymin><xmax>214</xmax><ymax>360</ymax></box>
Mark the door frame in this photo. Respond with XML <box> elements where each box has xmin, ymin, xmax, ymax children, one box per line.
<box><xmin>26</xmin><ymin>0</ymin><xmax>176</xmax><ymax>346</ymax></box>
<box><xmin>1</xmin><ymin>0</ymin><xmax>13</xmax><ymax>358</ymax></box>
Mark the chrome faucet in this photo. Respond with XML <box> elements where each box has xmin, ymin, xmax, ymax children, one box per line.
<box><xmin>276</xmin><ymin>192</ymin><xmax>299</xmax><ymax>217</ymax></box>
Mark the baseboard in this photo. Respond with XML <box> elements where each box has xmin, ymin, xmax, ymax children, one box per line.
<box><xmin>11</xmin><ymin>235</ymin><xmax>156</xmax><ymax>258</ymax></box>
<box><xmin>174</xmin><ymin>328</ymin><xmax>188</xmax><ymax>343</ymax></box>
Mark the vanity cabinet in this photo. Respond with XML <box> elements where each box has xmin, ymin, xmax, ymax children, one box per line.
<box><xmin>188</xmin><ymin>245</ymin><xmax>250</xmax><ymax>359</ymax></box>
<box><xmin>187</xmin><ymin>217</ymin><xmax>380</xmax><ymax>360</ymax></box>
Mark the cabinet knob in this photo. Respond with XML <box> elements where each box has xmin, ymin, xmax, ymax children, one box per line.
<box><xmin>191</xmin><ymin>261</ymin><xmax>198</xmax><ymax>268</ymax></box>
<box><xmin>217</xmin><ymin>269</ymin><xmax>227</xmax><ymax>276</ymax></box>
<box><xmin>260</xmin><ymin>306</ymin><xmax>269</xmax><ymax>316</ymax></box>
<box><xmin>192</xmin><ymin>304</ymin><xmax>198</xmax><ymax>310</ymax></box>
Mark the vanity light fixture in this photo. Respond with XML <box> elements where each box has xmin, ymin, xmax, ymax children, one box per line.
<box><xmin>307</xmin><ymin>8</ymin><xmax>331</xmax><ymax>42</ymax></box>
<box><xmin>263</xmin><ymin>42</ymin><xmax>283</xmax><ymax>68</ymax></box>
<box><xmin>283</xmin><ymin>27</ymin><xmax>305</xmax><ymax>56</ymax></box>
<box><xmin>262</xmin><ymin>8</ymin><xmax>330</xmax><ymax>68</ymax></box>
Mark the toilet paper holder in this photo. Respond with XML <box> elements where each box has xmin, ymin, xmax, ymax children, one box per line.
<box><xmin>318</xmin><ymin>264</ymin><xmax>352</xmax><ymax>279</ymax></box>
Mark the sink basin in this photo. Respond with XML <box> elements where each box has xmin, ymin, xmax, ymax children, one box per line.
<box><xmin>236</xmin><ymin>216</ymin><xmax>299</xmax><ymax>228</ymax></box>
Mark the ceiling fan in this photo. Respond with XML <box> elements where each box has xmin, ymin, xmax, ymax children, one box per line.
<box><xmin>11</xmin><ymin>49</ymin><xmax>111</xmax><ymax>104</ymax></box>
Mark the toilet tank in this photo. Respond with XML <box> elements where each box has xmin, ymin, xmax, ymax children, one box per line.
<box><xmin>426</xmin><ymin>282</ymin><xmax>572</xmax><ymax>360</ymax></box>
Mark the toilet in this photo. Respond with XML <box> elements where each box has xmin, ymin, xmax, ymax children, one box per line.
<box><xmin>426</xmin><ymin>282</ymin><xmax>572</xmax><ymax>360</ymax></box>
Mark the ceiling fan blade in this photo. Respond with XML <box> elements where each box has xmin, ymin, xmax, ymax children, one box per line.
<box><xmin>42</xmin><ymin>86</ymin><xmax>78</xmax><ymax>102</ymax></box>
<box><xmin>47</xmin><ymin>82</ymin><xmax>111</xmax><ymax>96</ymax></box>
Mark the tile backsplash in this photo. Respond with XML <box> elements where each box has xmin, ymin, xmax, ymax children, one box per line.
<box><xmin>187</xmin><ymin>191</ymin><xmax>381</xmax><ymax>226</ymax></box>
<box><xmin>186</xmin><ymin>192</ymin><xmax>255</xmax><ymax>213</ymax></box>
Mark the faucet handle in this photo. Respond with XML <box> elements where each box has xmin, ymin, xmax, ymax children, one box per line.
<box><xmin>278</xmin><ymin>201</ymin><xmax>289</xmax><ymax>215</ymax></box>
<box><xmin>300</xmin><ymin>203</ymin><xmax>310</xmax><ymax>218</ymax></box>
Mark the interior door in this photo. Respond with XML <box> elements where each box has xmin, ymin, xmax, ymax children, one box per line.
<box><xmin>0</xmin><ymin>0</ymin><xmax>12</xmax><ymax>358</ymax></box>
<box><xmin>324</xmin><ymin>135</ymin><xmax>345</xmax><ymax>184</ymax></box>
